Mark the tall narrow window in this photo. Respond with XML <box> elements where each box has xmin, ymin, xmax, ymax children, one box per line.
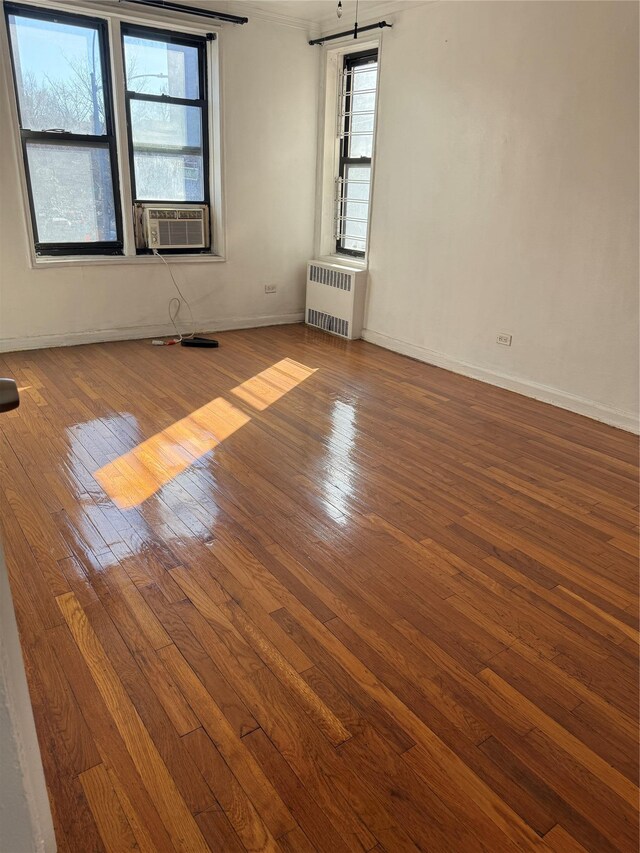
<box><xmin>336</xmin><ymin>49</ymin><xmax>378</xmax><ymax>258</ymax></box>
<box><xmin>122</xmin><ymin>26</ymin><xmax>209</xmax><ymax>206</ymax></box>
<box><xmin>5</xmin><ymin>4</ymin><xmax>122</xmax><ymax>255</ymax></box>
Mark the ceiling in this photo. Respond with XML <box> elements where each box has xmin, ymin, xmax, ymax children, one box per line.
<box><xmin>228</xmin><ymin>0</ymin><xmax>426</xmax><ymax>28</ymax></box>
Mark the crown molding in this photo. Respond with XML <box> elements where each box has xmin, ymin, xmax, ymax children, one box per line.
<box><xmin>226</xmin><ymin>2</ymin><xmax>321</xmax><ymax>31</ymax></box>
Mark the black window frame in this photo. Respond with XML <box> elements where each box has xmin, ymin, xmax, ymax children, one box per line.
<box><xmin>4</xmin><ymin>2</ymin><xmax>124</xmax><ymax>257</ymax></box>
<box><xmin>336</xmin><ymin>48</ymin><xmax>378</xmax><ymax>259</ymax></box>
<box><xmin>121</xmin><ymin>23</ymin><xmax>210</xmax><ymax>255</ymax></box>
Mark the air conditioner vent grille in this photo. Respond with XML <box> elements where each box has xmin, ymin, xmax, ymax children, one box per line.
<box><xmin>158</xmin><ymin>219</ymin><xmax>205</xmax><ymax>247</ymax></box>
<box><xmin>139</xmin><ymin>203</ymin><xmax>209</xmax><ymax>249</ymax></box>
<box><xmin>309</xmin><ymin>264</ymin><xmax>352</xmax><ymax>291</ymax></box>
<box><xmin>307</xmin><ymin>308</ymin><xmax>350</xmax><ymax>339</ymax></box>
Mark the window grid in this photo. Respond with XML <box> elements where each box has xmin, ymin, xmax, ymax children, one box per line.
<box><xmin>5</xmin><ymin>3</ymin><xmax>124</xmax><ymax>256</ymax></box>
<box><xmin>4</xmin><ymin>5</ymin><xmax>216</xmax><ymax>258</ymax></box>
<box><xmin>335</xmin><ymin>49</ymin><xmax>378</xmax><ymax>259</ymax></box>
<box><xmin>121</xmin><ymin>25</ymin><xmax>210</xmax><ymax>221</ymax></box>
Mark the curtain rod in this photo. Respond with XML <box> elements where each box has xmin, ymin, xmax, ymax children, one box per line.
<box><xmin>119</xmin><ymin>0</ymin><xmax>248</xmax><ymax>25</ymax></box>
<box><xmin>309</xmin><ymin>20</ymin><xmax>391</xmax><ymax>46</ymax></box>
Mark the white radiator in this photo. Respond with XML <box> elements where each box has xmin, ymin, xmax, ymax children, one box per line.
<box><xmin>305</xmin><ymin>261</ymin><xmax>368</xmax><ymax>341</ymax></box>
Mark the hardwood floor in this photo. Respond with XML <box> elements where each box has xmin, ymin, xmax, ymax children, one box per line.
<box><xmin>0</xmin><ymin>323</ymin><xmax>638</xmax><ymax>852</ymax></box>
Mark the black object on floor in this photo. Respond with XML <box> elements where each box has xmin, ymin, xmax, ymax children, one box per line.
<box><xmin>0</xmin><ymin>378</ymin><xmax>20</xmax><ymax>413</ymax></box>
<box><xmin>181</xmin><ymin>336</ymin><xmax>219</xmax><ymax>348</ymax></box>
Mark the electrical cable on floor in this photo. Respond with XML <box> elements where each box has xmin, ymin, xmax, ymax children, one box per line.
<box><xmin>152</xmin><ymin>249</ymin><xmax>196</xmax><ymax>344</ymax></box>
<box><xmin>151</xmin><ymin>250</ymin><xmax>219</xmax><ymax>348</ymax></box>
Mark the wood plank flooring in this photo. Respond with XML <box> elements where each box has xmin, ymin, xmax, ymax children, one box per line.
<box><xmin>0</xmin><ymin>324</ymin><xmax>638</xmax><ymax>852</ymax></box>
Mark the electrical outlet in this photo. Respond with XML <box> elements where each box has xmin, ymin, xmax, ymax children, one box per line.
<box><xmin>496</xmin><ymin>333</ymin><xmax>512</xmax><ymax>346</ymax></box>
<box><xmin>264</xmin><ymin>284</ymin><xmax>277</xmax><ymax>294</ymax></box>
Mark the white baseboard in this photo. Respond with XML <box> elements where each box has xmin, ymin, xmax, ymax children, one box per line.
<box><xmin>0</xmin><ymin>313</ymin><xmax>304</xmax><ymax>355</ymax></box>
<box><xmin>362</xmin><ymin>328</ymin><xmax>639</xmax><ymax>434</ymax></box>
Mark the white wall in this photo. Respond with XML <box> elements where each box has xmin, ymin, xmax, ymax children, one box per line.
<box><xmin>0</xmin><ymin>9</ymin><xmax>319</xmax><ymax>350</ymax></box>
<box><xmin>364</xmin><ymin>0</ymin><xmax>639</xmax><ymax>431</ymax></box>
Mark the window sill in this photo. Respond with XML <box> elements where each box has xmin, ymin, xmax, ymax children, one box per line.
<box><xmin>317</xmin><ymin>253</ymin><xmax>368</xmax><ymax>271</ymax></box>
<box><xmin>31</xmin><ymin>253</ymin><xmax>227</xmax><ymax>269</ymax></box>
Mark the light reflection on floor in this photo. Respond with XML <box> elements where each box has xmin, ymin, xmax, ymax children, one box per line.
<box><xmin>324</xmin><ymin>399</ymin><xmax>357</xmax><ymax>521</ymax></box>
<box><xmin>94</xmin><ymin>358</ymin><xmax>317</xmax><ymax>509</ymax></box>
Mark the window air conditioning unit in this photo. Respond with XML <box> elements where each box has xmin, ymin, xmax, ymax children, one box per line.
<box><xmin>305</xmin><ymin>260</ymin><xmax>368</xmax><ymax>341</ymax></box>
<box><xmin>141</xmin><ymin>204</ymin><xmax>210</xmax><ymax>250</ymax></box>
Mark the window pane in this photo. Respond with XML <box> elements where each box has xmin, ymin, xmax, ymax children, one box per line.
<box><xmin>351</xmin><ymin>91</ymin><xmax>376</xmax><ymax>114</ymax></box>
<box><xmin>343</xmin><ymin>219</ymin><xmax>367</xmax><ymax>239</ymax></box>
<box><xmin>350</xmin><ymin>113</ymin><xmax>374</xmax><ymax>134</ymax></box>
<box><xmin>343</xmin><ymin>237</ymin><xmax>366</xmax><ymax>252</ymax></box>
<box><xmin>134</xmin><ymin>151</ymin><xmax>204</xmax><ymax>201</ymax></box>
<box><xmin>123</xmin><ymin>35</ymin><xmax>200</xmax><ymax>99</ymax></box>
<box><xmin>130</xmin><ymin>100</ymin><xmax>202</xmax><ymax>150</ymax></box>
<box><xmin>345</xmin><ymin>63</ymin><xmax>377</xmax><ymax>159</ymax></box>
<box><xmin>130</xmin><ymin>100</ymin><xmax>203</xmax><ymax>200</ymax></box>
<box><xmin>344</xmin><ymin>201</ymin><xmax>369</xmax><ymax>221</ymax></box>
<box><xmin>349</xmin><ymin>134</ymin><xmax>373</xmax><ymax>158</ymax></box>
<box><xmin>26</xmin><ymin>143</ymin><xmax>117</xmax><ymax>243</ymax></box>
<box><xmin>345</xmin><ymin>165</ymin><xmax>371</xmax><ymax>200</ymax></box>
<box><xmin>8</xmin><ymin>14</ymin><xmax>106</xmax><ymax>134</ymax></box>
<box><xmin>339</xmin><ymin>164</ymin><xmax>371</xmax><ymax>252</ymax></box>
<box><xmin>353</xmin><ymin>66</ymin><xmax>377</xmax><ymax>91</ymax></box>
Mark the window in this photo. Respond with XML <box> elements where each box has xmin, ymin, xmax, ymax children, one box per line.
<box><xmin>5</xmin><ymin>4</ymin><xmax>122</xmax><ymax>255</ymax></box>
<box><xmin>4</xmin><ymin>4</ymin><xmax>218</xmax><ymax>259</ymax></box>
<box><xmin>336</xmin><ymin>50</ymin><xmax>378</xmax><ymax>258</ymax></box>
<box><xmin>122</xmin><ymin>26</ymin><xmax>209</xmax><ymax>208</ymax></box>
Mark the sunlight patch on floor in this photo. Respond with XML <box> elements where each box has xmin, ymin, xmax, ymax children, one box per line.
<box><xmin>95</xmin><ymin>358</ymin><xmax>316</xmax><ymax>508</ymax></box>
<box><xmin>230</xmin><ymin>358</ymin><xmax>317</xmax><ymax>411</ymax></box>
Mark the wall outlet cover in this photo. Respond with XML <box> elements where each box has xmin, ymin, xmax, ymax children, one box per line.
<box><xmin>496</xmin><ymin>333</ymin><xmax>512</xmax><ymax>346</ymax></box>
<box><xmin>264</xmin><ymin>284</ymin><xmax>277</xmax><ymax>294</ymax></box>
